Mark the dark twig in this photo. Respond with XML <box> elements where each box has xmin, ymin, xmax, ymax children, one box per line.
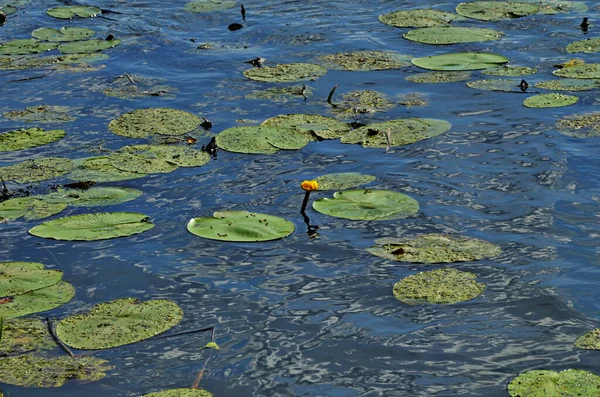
<box><xmin>241</xmin><ymin>4</ymin><xmax>246</xmax><ymax>21</ymax></box>
<box><xmin>327</xmin><ymin>84</ymin><xmax>339</xmax><ymax>104</ymax></box>
<box><xmin>153</xmin><ymin>326</ymin><xmax>214</xmax><ymax>340</ymax></box>
<box><xmin>192</xmin><ymin>357</ymin><xmax>210</xmax><ymax>389</ymax></box>
<box><xmin>46</xmin><ymin>317</ymin><xmax>74</xmax><ymax>358</ymax></box>
<box><xmin>124</xmin><ymin>72</ymin><xmax>135</xmax><ymax>84</ymax></box>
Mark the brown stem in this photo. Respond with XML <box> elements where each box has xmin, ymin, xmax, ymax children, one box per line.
<box><xmin>46</xmin><ymin>317</ymin><xmax>74</xmax><ymax>358</ymax></box>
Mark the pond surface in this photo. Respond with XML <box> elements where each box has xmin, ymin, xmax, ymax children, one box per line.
<box><xmin>1</xmin><ymin>0</ymin><xmax>600</xmax><ymax>396</ymax></box>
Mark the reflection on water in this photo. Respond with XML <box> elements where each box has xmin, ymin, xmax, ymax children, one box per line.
<box><xmin>2</xmin><ymin>0</ymin><xmax>600</xmax><ymax>396</ymax></box>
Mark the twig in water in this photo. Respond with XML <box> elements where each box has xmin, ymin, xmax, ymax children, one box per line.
<box><xmin>192</xmin><ymin>357</ymin><xmax>210</xmax><ymax>389</ymax></box>
<box><xmin>46</xmin><ymin>317</ymin><xmax>74</xmax><ymax>358</ymax></box>
<box><xmin>153</xmin><ymin>326</ymin><xmax>214</xmax><ymax>340</ymax></box>
<box><xmin>327</xmin><ymin>84</ymin><xmax>339</xmax><ymax>104</ymax></box>
<box><xmin>124</xmin><ymin>72</ymin><xmax>135</xmax><ymax>84</ymax></box>
<box><xmin>385</xmin><ymin>128</ymin><xmax>392</xmax><ymax>153</ymax></box>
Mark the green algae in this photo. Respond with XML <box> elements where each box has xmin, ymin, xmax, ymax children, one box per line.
<box><xmin>508</xmin><ymin>369</ymin><xmax>600</xmax><ymax>396</ymax></box>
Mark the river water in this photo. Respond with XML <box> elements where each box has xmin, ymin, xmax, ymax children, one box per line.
<box><xmin>1</xmin><ymin>0</ymin><xmax>600</xmax><ymax>396</ymax></box>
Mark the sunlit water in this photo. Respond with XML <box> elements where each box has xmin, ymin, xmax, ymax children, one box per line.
<box><xmin>1</xmin><ymin>0</ymin><xmax>600</xmax><ymax>396</ymax></box>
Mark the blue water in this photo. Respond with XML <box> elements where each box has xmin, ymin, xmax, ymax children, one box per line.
<box><xmin>2</xmin><ymin>0</ymin><xmax>600</xmax><ymax>396</ymax></box>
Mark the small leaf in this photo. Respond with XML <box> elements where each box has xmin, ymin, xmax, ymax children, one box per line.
<box><xmin>204</xmin><ymin>341</ymin><xmax>220</xmax><ymax>350</ymax></box>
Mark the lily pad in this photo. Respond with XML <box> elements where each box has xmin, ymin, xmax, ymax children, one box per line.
<box><xmin>0</xmin><ymin>127</ymin><xmax>65</xmax><ymax>152</ymax></box>
<box><xmin>108</xmin><ymin>108</ymin><xmax>202</xmax><ymax>138</ymax></box>
<box><xmin>340</xmin><ymin>118</ymin><xmax>451</xmax><ymax>148</ymax></box>
<box><xmin>0</xmin><ymin>355</ymin><xmax>112</xmax><ymax>387</ymax></box>
<box><xmin>406</xmin><ymin>71</ymin><xmax>472</xmax><ymax>84</ymax></box>
<box><xmin>508</xmin><ymin>369</ymin><xmax>600</xmax><ymax>397</ymax></box>
<box><xmin>44</xmin><ymin>186</ymin><xmax>143</xmax><ymax>207</ymax></box>
<box><xmin>393</xmin><ymin>268</ymin><xmax>485</xmax><ymax>304</ymax></box>
<box><xmin>0</xmin><ymin>39</ymin><xmax>58</xmax><ymax>55</ymax></box>
<box><xmin>403</xmin><ymin>27</ymin><xmax>502</xmax><ymax>45</ymax></box>
<box><xmin>0</xmin><ymin>157</ymin><xmax>73</xmax><ymax>183</ymax></box>
<box><xmin>32</xmin><ymin>27</ymin><xmax>95</xmax><ymax>42</ymax></box>
<box><xmin>261</xmin><ymin>114</ymin><xmax>350</xmax><ymax>140</ymax></box>
<box><xmin>246</xmin><ymin>85</ymin><xmax>312</xmax><ymax>102</ymax></box>
<box><xmin>0</xmin><ymin>261</ymin><xmax>63</xmax><ymax>297</ymax></box>
<box><xmin>3</xmin><ymin>105</ymin><xmax>75</xmax><ymax>123</ymax></box>
<box><xmin>68</xmin><ymin>156</ymin><xmax>147</xmax><ymax>182</ymax></box>
<box><xmin>187</xmin><ymin>210</ymin><xmax>295</xmax><ymax>242</ymax></box>
<box><xmin>102</xmin><ymin>74</ymin><xmax>177</xmax><ymax>100</ymax></box>
<box><xmin>0</xmin><ymin>197</ymin><xmax>66</xmax><ymax>221</ymax></box>
<box><xmin>378</xmin><ymin>9</ymin><xmax>463</xmax><ymax>28</ymax></box>
<box><xmin>144</xmin><ymin>389</ymin><xmax>214</xmax><ymax>397</ymax></box>
<box><xmin>0</xmin><ymin>317</ymin><xmax>55</xmax><ymax>356</ymax></box>
<box><xmin>0</xmin><ymin>5</ymin><xmax>18</xmax><ymax>16</ymax></box>
<box><xmin>243</xmin><ymin>63</ymin><xmax>327</xmax><ymax>83</ymax></box>
<box><xmin>553</xmin><ymin>63</ymin><xmax>600</xmax><ymax>79</ymax></box>
<box><xmin>116</xmin><ymin>144</ymin><xmax>210</xmax><ymax>168</ymax></box>
<box><xmin>46</xmin><ymin>5</ymin><xmax>101</xmax><ymax>19</ymax></box>
<box><xmin>313</xmin><ymin>189</ymin><xmax>419</xmax><ymax>221</ymax></box>
<box><xmin>535</xmin><ymin>79</ymin><xmax>600</xmax><ymax>91</ymax></box>
<box><xmin>56</xmin><ymin>298</ymin><xmax>183</xmax><ymax>349</ymax></box>
<box><xmin>456</xmin><ymin>1</ymin><xmax>539</xmax><ymax>21</ymax></box>
<box><xmin>556</xmin><ymin>112</ymin><xmax>600</xmax><ymax>138</ymax></box>
<box><xmin>330</xmin><ymin>90</ymin><xmax>395</xmax><ymax>117</ymax></box>
<box><xmin>467</xmin><ymin>79</ymin><xmax>526</xmax><ymax>92</ymax></box>
<box><xmin>0</xmin><ymin>53</ymin><xmax>109</xmax><ymax>71</ymax></box>
<box><xmin>523</xmin><ymin>0</ymin><xmax>588</xmax><ymax>14</ymax></box>
<box><xmin>481</xmin><ymin>65</ymin><xmax>537</xmax><ymax>76</ymax></box>
<box><xmin>58</xmin><ymin>38</ymin><xmax>121</xmax><ymax>54</ymax></box>
<box><xmin>216</xmin><ymin>126</ymin><xmax>310</xmax><ymax>154</ymax></box>
<box><xmin>566</xmin><ymin>38</ymin><xmax>600</xmax><ymax>54</ymax></box>
<box><xmin>108</xmin><ymin>152</ymin><xmax>178</xmax><ymax>174</ymax></box>
<box><xmin>574</xmin><ymin>328</ymin><xmax>600</xmax><ymax>350</ymax></box>
<box><xmin>319</xmin><ymin>50</ymin><xmax>411</xmax><ymax>71</ymax></box>
<box><xmin>523</xmin><ymin>93</ymin><xmax>578</xmax><ymax>108</ymax></box>
<box><xmin>412</xmin><ymin>52</ymin><xmax>509</xmax><ymax>71</ymax></box>
<box><xmin>367</xmin><ymin>234</ymin><xmax>501</xmax><ymax>263</ymax></box>
<box><xmin>184</xmin><ymin>0</ymin><xmax>236</xmax><ymax>13</ymax></box>
<box><xmin>28</xmin><ymin>212</ymin><xmax>154</xmax><ymax>241</ymax></box>
<box><xmin>314</xmin><ymin>173</ymin><xmax>376</xmax><ymax>191</ymax></box>
<box><xmin>0</xmin><ymin>281</ymin><xmax>75</xmax><ymax>319</ymax></box>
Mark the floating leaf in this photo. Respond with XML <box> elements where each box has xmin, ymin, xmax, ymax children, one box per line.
<box><xmin>184</xmin><ymin>0</ymin><xmax>235</xmax><ymax>13</ymax></box>
<box><xmin>0</xmin><ymin>39</ymin><xmax>58</xmax><ymax>55</ymax></box>
<box><xmin>56</xmin><ymin>298</ymin><xmax>183</xmax><ymax>349</ymax></box>
<box><xmin>58</xmin><ymin>38</ymin><xmax>121</xmax><ymax>54</ymax></box>
<box><xmin>313</xmin><ymin>189</ymin><xmax>419</xmax><ymax>221</ymax></box>
<box><xmin>314</xmin><ymin>172</ymin><xmax>376</xmax><ymax>191</ymax></box>
<box><xmin>467</xmin><ymin>79</ymin><xmax>525</xmax><ymax>92</ymax></box>
<box><xmin>32</xmin><ymin>27</ymin><xmax>95</xmax><ymax>42</ymax></box>
<box><xmin>261</xmin><ymin>114</ymin><xmax>350</xmax><ymax>140</ymax></box>
<box><xmin>205</xmin><ymin>341</ymin><xmax>220</xmax><ymax>350</ymax></box>
<box><xmin>29</xmin><ymin>212</ymin><xmax>154</xmax><ymax>241</ymax></box>
<box><xmin>566</xmin><ymin>37</ymin><xmax>600</xmax><ymax>54</ymax></box>
<box><xmin>524</xmin><ymin>0</ymin><xmax>588</xmax><ymax>14</ymax></box>
<box><xmin>0</xmin><ymin>317</ymin><xmax>55</xmax><ymax>356</ymax></box>
<box><xmin>0</xmin><ymin>281</ymin><xmax>75</xmax><ymax>319</ymax></box>
<box><xmin>508</xmin><ymin>369</ymin><xmax>600</xmax><ymax>397</ymax></box>
<box><xmin>378</xmin><ymin>9</ymin><xmax>463</xmax><ymax>28</ymax></box>
<box><xmin>412</xmin><ymin>52</ymin><xmax>508</xmax><ymax>71</ymax></box>
<box><xmin>393</xmin><ymin>268</ymin><xmax>485</xmax><ymax>304</ymax></box>
<box><xmin>144</xmin><ymin>389</ymin><xmax>214</xmax><ymax>397</ymax></box>
<box><xmin>0</xmin><ymin>261</ymin><xmax>63</xmax><ymax>297</ymax></box>
<box><xmin>0</xmin><ymin>355</ymin><xmax>112</xmax><ymax>387</ymax></box>
<box><xmin>0</xmin><ymin>197</ymin><xmax>67</xmax><ymax>221</ymax></box>
<box><xmin>117</xmin><ymin>144</ymin><xmax>210</xmax><ymax>168</ymax></box>
<box><xmin>456</xmin><ymin>1</ymin><xmax>539</xmax><ymax>21</ymax></box>
<box><xmin>102</xmin><ymin>74</ymin><xmax>177</xmax><ymax>100</ymax></box>
<box><xmin>3</xmin><ymin>105</ymin><xmax>75</xmax><ymax>123</ymax></box>
<box><xmin>535</xmin><ymin>79</ymin><xmax>600</xmax><ymax>91</ymax></box>
<box><xmin>187</xmin><ymin>210</ymin><xmax>295</xmax><ymax>242</ymax></box>
<box><xmin>406</xmin><ymin>71</ymin><xmax>472</xmax><ymax>83</ymax></box>
<box><xmin>553</xmin><ymin>63</ymin><xmax>600</xmax><ymax>79</ymax></box>
<box><xmin>0</xmin><ymin>157</ymin><xmax>73</xmax><ymax>184</ymax></box>
<box><xmin>556</xmin><ymin>112</ymin><xmax>600</xmax><ymax>138</ymax></box>
<box><xmin>340</xmin><ymin>118</ymin><xmax>450</xmax><ymax>148</ymax></box>
<box><xmin>574</xmin><ymin>328</ymin><xmax>600</xmax><ymax>350</ymax></box>
<box><xmin>68</xmin><ymin>156</ymin><xmax>147</xmax><ymax>182</ymax></box>
<box><xmin>243</xmin><ymin>63</ymin><xmax>327</xmax><ymax>83</ymax></box>
<box><xmin>481</xmin><ymin>65</ymin><xmax>537</xmax><ymax>76</ymax></box>
<box><xmin>216</xmin><ymin>126</ymin><xmax>310</xmax><ymax>154</ymax></box>
<box><xmin>0</xmin><ymin>53</ymin><xmax>109</xmax><ymax>71</ymax></box>
<box><xmin>399</xmin><ymin>92</ymin><xmax>428</xmax><ymax>107</ymax></box>
<box><xmin>330</xmin><ymin>90</ymin><xmax>395</xmax><ymax>117</ymax></box>
<box><xmin>246</xmin><ymin>85</ymin><xmax>312</xmax><ymax>102</ymax></box>
<box><xmin>319</xmin><ymin>50</ymin><xmax>411</xmax><ymax>71</ymax></box>
<box><xmin>367</xmin><ymin>234</ymin><xmax>501</xmax><ymax>263</ymax></box>
<box><xmin>44</xmin><ymin>186</ymin><xmax>143</xmax><ymax>207</ymax></box>
<box><xmin>0</xmin><ymin>127</ymin><xmax>65</xmax><ymax>152</ymax></box>
<box><xmin>46</xmin><ymin>5</ymin><xmax>101</xmax><ymax>19</ymax></box>
<box><xmin>0</xmin><ymin>5</ymin><xmax>18</xmax><ymax>16</ymax></box>
<box><xmin>403</xmin><ymin>27</ymin><xmax>502</xmax><ymax>45</ymax></box>
<box><xmin>523</xmin><ymin>93</ymin><xmax>578</xmax><ymax>108</ymax></box>
<box><xmin>108</xmin><ymin>108</ymin><xmax>202</xmax><ymax>138</ymax></box>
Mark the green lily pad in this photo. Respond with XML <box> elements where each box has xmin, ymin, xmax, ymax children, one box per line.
<box><xmin>32</xmin><ymin>27</ymin><xmax>95</xmax><ymax>42</ymax></box>
<box><xmin>68</xmin><ymin>156</ymin><xmax>147</xmax><ymax>182</ymax></box>
<box><xmin>481</xmin><ymin>65</ymin><xmax>537</xmax><ymax>76</ymax></box>
<box><xmin>187</xmin><ymin>210</ymin><xmax>295</xmax><ymax>242</ymax></box>
<box><xmin>367</xmin><ymin>234</ymin><xmax>501</xmax><ymax>263</ymax></box>
<box><xmin>553</xmin><ymin>63</ymin><xmax>600</xmax><ymax>79</ymax></box>
<box><xmin>0</xmin><ymin>39</ymin><xmax>58</xmax><ymax>55</ymax></box>
<box><xmin>29</xmin><ymin>212</ymin><xmax>154</xmax><ymax>241</ymax></box>
<box><xmin>314</xmin><ymin>172</ymin><xmax>376</xmax><ymax>191</ymax></box>
<box><xmin>574</xmin><ymin>328</ymin><xmax>600</xmax><ymax>350</ymax></box>
<box><xmin>405</xmin><ymin>71</ymin><xmax>472</xmax><ymax>84</ymax></box>
<box><xmin>0</xmin><ymin>317</ymin><xmax>55</xmax><ymax>356</ymax></box>
<box><xmin>340</xmin><ymin>118</ymin><xmax>451</xmax><ymax>148</ymax></box>
<box><xmin>216</xmin><ymin>126</ymin><xmax>310</xmax><ymax>154</ymax></box>
<box><xmin>243</xmin><ymin>63</ymin><xmax>327</xmax><ymax>83</ymax></box>
<box><xmin>456</xmin><ymin>1</ymin><xmax>539</xmax><ymax>21</ymax></box>
<box><xmin>102</xmin><ymin>74</ymin><xmax>177</xmax><ymax>100</ymax></box>
<box><xmin>56</xmin><ymin>298</ymin><xmax>183</xmax><ymax>349</ymax></box>
<box><xmin>393</xmin><ymin>268</ymin><xmax>485</xmax><ymax>305</ymax></box>
<box><xmin>0</xmin><ymin>197</ymin><xmax>66</xmax><ymax>221</ymax></box>
<box><xmin>467</xmin><ymin>79</ymin><xmax>526</xmax><ymax>92</ymax></box>
<box><xmin>0</xmin><ymin>127</ymin><xmax>65</xmax><ymax>152</ymax></box>
<box><xmin>144</xmin><ymin>389</ymin><xmax>214</xmax><ymax>397</ymax></box>
<box><xmin>313</xmin><ymin>189</ymin><xmax>419</xmax><ymax>221</ymax></box>
<box><xmin>0</xmin><ymin>53</ymin><xmax>109</xmax><ymax>71</ymax></box>
<box><xmin>403</xmin><ymin>27</ymin><xmax>502</xmax><ymax>45</ymax></box>
<box><xmin>378</xmin><ymin>9</ymin><xmax>463</xmax><ymax>28</ymax></box>
<box><xmin>412</xmin><ymin>52</ymin><xmax>509</xmax><ymax>71</ymax></box>
<box><xmin>330</xmin><ymin>90</ymin><xmax>395</xmax><ymax>117</ymax></box>
<box><xmin>566</xmin><ymin>37</ymin><xmax>600</xmax><ymax>54</ymax></box>
<box><xmin>261</xmin><ymin>114</ymin><xmax>350</xmax><ymax>140</ymax></box>
<box><xmin>535</xmin><ymin>79</ymin><xmax>600</xmax><ymax>91</ymax></box>
<box><xmin>108</xmin><ymin>152</ymin><xmax>178</xmax><ymax>174</ymax></box>
<box><xmin>184</xmin><ymin>0</ymin><xmax>236</xmax><ymax>13</ymax></box>
<box><xmin>44</xmin><ymin>186</ymin><xmax>143</xmax><ymax>207</ymax></box>
<box><xmin>508</xmin><ymin>369</ymin><xmax>600</xmax><ymax>397</ymax></box>
<box><xmin>0</xmin><ymin>355</ymin><xmax>112</xmax><ymax>387</ymax></box>
<box><xmin>523</xmin><ymin>93</ymin><xmax>578</xmax><ymax>108</ymax></box>
<box><xmin>108</xmin><ymin>108</ymin><xmax>202</xmax><ymax>138</ymax></box>
<box><xmin>0</xmin><ymin>261</ymin><xmax>63</xmax><ymax>297</ymax></box>
<box><xmin>0</xmin><ymin>157</ymin><xmax>73</xmax><ymax>184</ymax></box>
<box><xmin>556</xmin><ymin>112</ymin><xmax>600</xmax><ymax>138</ymax></box>
<box><xmin>319</xmin><ymin>50</ymin><xmax>411</xmax><ymax>71</ymax></box>
<box><xmin>3</xmin><ymin>105</ymin><xmax>76</xmax><ymax>123</ymax></box>
<box><xmin>0</xmin><ymin>281</ymin><xmax>75</xmax><ymax>319</ymax></box>
<box><xmin>58</xmin><ymin>38</ymin><xmax>121</xmax><ymax>54</ymax></box>
<box><xmin>0</xmin><ymin>5</ymin><xmax>18</xmax><ymax>16</ymax></box>
<box><xmin>46</xmin><ymin>5</ymin><xmax>101</xmax><ymax>19</ymax></box>
<box><xmin>522</xmin><ymin>0</ymin><xmax>588</xmax><ymax>14</ymax></box>
<box><xmin>246</xmin><ymin>85</ymin><xmax>313</xmax><ymax>102</ymax></box>
<box><xmin>116</xmin><ymin>144</ymin><xmax>210</xmax><ymax>168</ymax></box>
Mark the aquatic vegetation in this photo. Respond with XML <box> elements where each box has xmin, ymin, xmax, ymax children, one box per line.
<box><xmin>301</xmin><ymin>180</ymin><xmax>319</xmax><ymax>191</ymax></box>
<box><xmin>0</xmin><ymin>317</ymin><xmax>55</xmax><ymax>356</ymax></box>
<box><xmin>68</xmin><ymin>156</ymin><xmax>147</xmax><ymax>182</ymax></box>
<box><xmin>102</xmin><ymin>74</ymin><xmax>177</xmax><ymax>100</ymax></box>
<box><xmin>143</xmin><ymin>389</ymin><xmax>214</xmax><ymax>397</ymax></box>
<box><xmin>3</xmin><ymin>105</ymin><xmax>76</xmax><ymax>123</ymax></box>
<box><xmin>535</xmin><ymin>79</ymin><xmax>600</xmax><ymax>91</ymax></box>
<box><xmin>566</xmin><ymin>37</ymin><xmax>600</xmax><ymax>53</ymax></box>
<box><xmin>184</xmin><ymin>0</ymin><xmax>235</xmax><ymax>13</ymax></box>
<box><xmin>246</xmin><ymin>85</ymin><xmax>312</xmax><ymax>102</ymax></box>
<box><xmin>574</xmin><ymin>328</ymin><xmax>600</xmax><ymax>350</ymax></box>
<box><xmin>553</xmin><ymin>63</ymin><xmax>600</xmax><ymax>78</ymax></box>
<box><xmin>456</xmin><ymin>1</ymin><xmax>539</xmax><ymax>21</ymax></box>
<box><xmin>243</xmin><ymin>63</ymin><xmax>327</xmax><ymax>82</ymax></box>
<box><xmin>187</xmin><ymin>210</ymin><xmax>295</xmax><ymax>242</ymax></box>
<box><xmin>405</xmin><ymin>71</ymin><xmax>472</xmax><ymax>84</ymax></box>
<box><xmin>523</xmin><ymin>93</ymin><xmax>578</xmax><ymax>108</ymax></box>
<box><xmin>46</xmin><ymin>5</ymin><xmax>101</xmax><ymax>19</ymax></box>
<box><xmin>313</xmin><ymin>189</ymin><xmax>419</xmax><ymax>220</ymax></box>
<box><xmin>467</xmin><ymin>79</ymin><xmax>527</xmax><ymax>92</ymax></box>
<box><xmin>378</xmin><ymin>9</ymin><xmax>463</xmax><ymax>28</ymax></box>
<box><xmin>412</xmin><ymin>52</ymin><xmax>509</xmax><ymax>71</ymax></box>
<box><xmin>314</xmin><ymin>172</ymin><xmax>376</xmax><ymax>191</ymax></box>
<box><xmin>393</xmin><ymin>268</ymin><xmax>485</xmax><ymax>304</ymax></box>
<box><xmin>56</xmin><ymin>298</ymin><xmax>183</xmax><ymax>349</ymax></box>
<box><xmin>0</xmin><ymin>157</ymin><xmax>73</xmax><ymax>183</ymax></box>
<box><xmin>555</xmin><ymin>112</ymin><xmax>600</xmax><ymax>137</ymax></box>
<box><xmin>0</xmin><ymin>53</ymin><xmax>109</xmax><ymax>71</ymax></box>
<box><xmin>403</xmin><ymin>27</ymin><xmax>503</xmax><ymax>45</ymax></box>
<box><xmin>0</xmin><ymin>127</ymin><xmax>65</xmax><ymax>151</ymax></box>
<box><xmin>0</xmin><ymin>38</ymin><xmax>58</xmax><ymax>55</ymax></box>
<box><xmin>330</xmin><ymin>90</ymin><xmax>395</xmax><ymax>117</ymax></box>
<box><xmin>481</xmin><ymin>65</ymin><xmax>537</xmax><ymax>76</ymax></box>
<box><xmin>32</xmin><ymin>27</ymin><xmax>95</xmax><ymax>42</ymax></box>
<box><xmin>58</xmin><ymin>38</ymin><xmax>121</xmax><ymax>54</ymax></box>
<box><xmin>261</xmin><ymin>113</ymin><xmax>350</xmax><ymax>140</ymax></box>
<box><xmin>508</xmin><ymin>369</ymin><xmax>600</xmax><ymax>396</ymax></box>
<box><xmin>108</xmin><ymin>145</ymin><xmax>210</xmax><ymax>174</ymax></box>
<box><xmin>319</xmin><ymin>50</ymin><xmax>411</xmax><ymax>71</ymax></box>
<box><xmin>108</xmin><ymin>108</ymin><xmax>202</xmax><ymax>138</ymax></box>
<box><xmin>44</xmin><ymin>186</ymin><xmax>143</xmax><ymax>207</ymax></box>
<box><xmin>216</xmin><ymin>125</ymin><xmax>310</xmax><ymax>154</ymax></box>
<box><xmin>0</xmin><ymin>196</ymin><xmax>67</xmax><ymax>221</ymax></box>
